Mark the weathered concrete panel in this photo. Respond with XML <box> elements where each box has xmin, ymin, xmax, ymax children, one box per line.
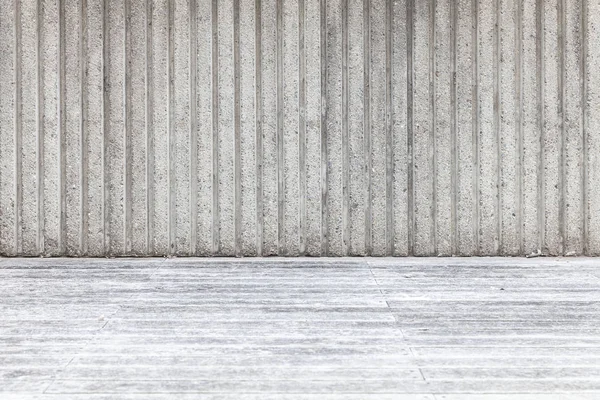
<box><xmin>0</xmin><ymin>0</ymin><xmax>596</xmax><ymax>256</ymax></box>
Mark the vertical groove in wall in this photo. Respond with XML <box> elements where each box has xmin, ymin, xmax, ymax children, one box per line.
<box><xmin>101</xmin><ymin>0</ymin><xmax>108</xmax><ymax>253</ymax></box>
<box><xmin>515</xmin><ymin>0</ymin><xmax>523</xmax><ymax>255</ymax></box>
<box><xmin>14</xmin><ymin>0</ymin><xmax>22</xmax><ymax>255</ymax></box>
<box><xmin>472</xmin><ymin>0</ymin><xmax>480</xmax><ymax>254</ymax></box>
<box><xmin>276</xmin><ymin>0</ymin><xmax>284</xmax><ymax>254</ymax></box>
<box><xmin>58</xmin><ymin>0</ymin><xmax>67</xmax><ymax>254</ymax></box>
<box><xmin>255</xmin><ymin>0</ymin><xmax>263</xmax><ymax>256</ymax></box>
<box><xmin>145</xmin><ymin>0</ymin><xmax>154</xmax><ymax>254</ymax></box>
<box><xmin>233</xmin><ymin>0</ymin><xmax>241</xmax><ymax>256</ymax></box>
<box><xmin>364</xmin><ymin>0</ymin><xmax>372</xmax><ymax>255</ymax></box>
<box><xmin>450</xmin><ymin>0</ymin><xmax>458</xmax><ymax>254</ymax></box>
<box><xmin>36</xmin><ymin>0</ymin><xmax>44</xmax><ymax>253</ymax></box>
<box><xmin>320</xmin><ymin>0</ymin><xmax>328</xmax><ymax>255</ymax></box>
<box><xmin>211</xmin><ymin>0</ymin><xmax>219</xmax><ymax>254</ymax></box>
<box><xmin>581</xmin><ymin>0</ymin><xmax>588</xmax><ymax>254</ymax></box>
<box><xmin>558</xmin><ymin>0</ymin><xmax>566</xmax><ymax>253</ymax></box>
<box><xmin>536</xmin><ymin>0</ymin><xmax>544</xmax><ymax>253</ymax></box>
<box><xmin>167</xmin><ymin>0</ymin><xmax>175</xmax><ymax>254</ymax></box>
<box><xmin>430</xmin><ymin>0</ymin><xmax>437</xmax><ymax>255</ymax></box>
<box><xmin>406</xmin><ymin>0</ymin><xmax>414</xmax><ymax>256</ymax></box>
<box><xmin>385</xmin><ymin>0</ymin><xmax>393</xmax><ymax>255</ymax></box>
<box><xmin>494</xmin><ymin>0</ymin><xmax>501</xmax><ymax>253</ymax></box>
<box><xmin>298</xmin><ymin>0</ymin><xmax>306</xmax><ymax>255</ymax></box>
<box><xmin>189</xmin><ymin>0</ymin><xmax>198</xmax><ymax>255</ymax></box>
<box><xmin>80</xmin><ymin>0</ymin><xmax>88</xmax><ymax>253</ymax></box>
<box><xmin>341</xmin><ymin>0</ymin><xmax>349</xmax><ymax>256</ymax></box>
<box><xmin>124</xmin><ymin>0</ymin><xmax>132</xmax><ymax>253</ymax></box>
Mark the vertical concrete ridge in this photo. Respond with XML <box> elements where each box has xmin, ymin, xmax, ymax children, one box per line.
<box><xmin>581</xmin><ymin>0</ymin><xmax>588</xmax><ymax>254</ymax></box>
<box><xmin>585</xmin><ymin>0</ymin><xmax>600</xmax><ymax>254</ymax></box>
<box><xmin>255</xmin><ymin>0</ymin><xmax>263</xmax><ymax>256</ymax></box>
<box><xmin>189</xmin><ymin>0</ymin><xmax>198</xmax><ymax>255</ymax></box>
<box><xmin>494</xmin><ymin>0</ymin><xmax>501</xmax><ymax>254</ymax></box>
<box><xmin>362</xmin><ymin>0</ymin><xmax>371</xmax><ymax>256</ymax></box>
<box><xmin>363</xmin><ymin>0</ymin><xmax>373</xmax><ymax>256</ymax></box>
<box><xmin>341</xmin><ymin>0</ymin><xmax>349</xmax><ymax>256</ymax></box>
<box><xmin>472</xmin><ymin>0</ymin><xmax>480</xmax><ymax>255</ymax></box>
<box><xmin>80</xmin><ymin>0</ymin><xmax>88</xmax><ymax>254</ymax></box>
<box><xmin>145</xmin><ymin>0</ymin><xmax>154</xmax><ymax>254</ymax></box>
<box><xmin>276</xmin><ymin>0</ymin><xmax>284</xmax><ymax>255</ymax></box>
<box><xmin>557</xmin><ymin>0</ymin><xmax>566</xmax><ymax>254</ymax></box>
<box><xmin>238</xmin><ymin>0</ymin><xmax>257</xmax><ymax>255</ymax></box>
<box><xmin>298</xmin><ymin>0</ymin><xmax>306</xmax><ymax>255</ymax></box>
<box><xmin>391</xmin><ymin>0</ymin><xmax>406</xmax><ymax>256</ymax></box>
<box><xmin>167</xmin><ymin>0</ymin><xmax>175</xmax><ymax>254</ymax></box>
<box><xmin>450</xmin><ymin>0</ymin><xmax>458</xmax><ymax>255</ymax></box>
<box><xmin>14</xmin><ymin>0</ymin><xmax>22</xmax><ymax>255</ymax></box>
<box><xmin>101</xmin><ymin>0</ymin><xmax>108</xmax><ymax>253</ymax></box>
<box><xmin>282</xmin><ymin>0</ymin><xmax>301</xmax><ymax>255</ymax></box>
<box><xmin>536</xmin><ymin>0</ymin><xmax>545</xmax><ymax>253</ymax></box>
<box><xmin>406</xmin><ymin>0</ymin><xmax>414</xmax><ymax>256</ymax></box>
<box><xmin>36</xmin><ymin>0</ymin><xmax>44</xmax><ymax>254</ymax></box>
<box><xmin>320</xmin><ymin>0</ymin><xmax>327</xmax><ymax>256</ymax></box>
<box><xmin>233</xmin><ymin>0</ymin><xmax>241</xmax><ymax>256</ymax></box>
<box><xmin>0</xmin><ymin>0</ymin><xmax>16</xmax><ymax>254</ymax></box>
<box><xmin>515</xmin><ymin>0</ymin><xmax>524</xmax><ymax>255</ymax></box>
<box><xmin>385</xmin><ymin>0</ymin><xmax>393</xmax><ymax>256</ymax></box>
<box><xmin>59</xmin><ymin>0</ymin><xmax>67</xmax><ymax>255</ymax></box>
<box><xmin>430</xmin><ymin>0</ymin><xmax>437</xmax><ymax>255</ymax></box>
<box><xmin>211</xmin><ymin>0</ymin><xmax>219</xmax><ymax>255</ymax></box>
<box><xmin>124</xmin><ymin>0</ymin><xmax>132</xmax><ymax>253</ymax></box>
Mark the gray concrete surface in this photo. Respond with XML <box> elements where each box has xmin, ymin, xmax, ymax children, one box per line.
<box><xmin>1</xmin><ymin>257</ymin><xmax>600</xmax><ymax>398</ymax></box>
<box><xmin>0</xmin><ymin>0</ymin><xmax>598</xmax><ymax>256</ymax></box>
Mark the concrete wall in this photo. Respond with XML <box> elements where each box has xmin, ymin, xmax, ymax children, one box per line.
<box><xmin>0</xmin><ymin>0</ymin><xmax>597</xmax><ymax>256</ymax></box>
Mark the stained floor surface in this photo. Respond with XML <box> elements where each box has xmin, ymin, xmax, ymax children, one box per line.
<box><xmin>2</xmin><ymin>257</ymin><xmax>600</xmax><ymax>399</ymax></box>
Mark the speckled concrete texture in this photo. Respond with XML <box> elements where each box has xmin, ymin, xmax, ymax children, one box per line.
<box><xmin>0</xmin><ymin>0</ymin><xmax>597</xmax><ymax>256</ymax></box>
<box><xmin>1</xmin><ymin>257</ymin><xmax>600</xmax><ymax>397</ymax></box>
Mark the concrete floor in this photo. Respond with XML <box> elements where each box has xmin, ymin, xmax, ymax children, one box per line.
<box><xmin>2</xmin><ymin>257</ymin><xmax>600</xmax><ymax>399</ymax></box>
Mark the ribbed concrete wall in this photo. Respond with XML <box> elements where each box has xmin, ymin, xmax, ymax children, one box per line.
<box><xmin>0</xmin><ymin>0</ymin><xmax>597</xmax><ymax>256</ymax></box>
